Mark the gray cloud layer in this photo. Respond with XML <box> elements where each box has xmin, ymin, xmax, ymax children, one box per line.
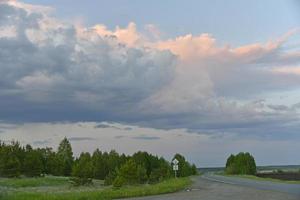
<box><xmin>1</xmin><ymin>1</ymin><xmax>300</xmax><ymax>139</ymax></box>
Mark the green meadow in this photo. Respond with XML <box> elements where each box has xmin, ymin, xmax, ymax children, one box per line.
<box><xmin>0</xmin><ymin>176</ymin><xmax>191</xmax><ymax>200</ymax></box>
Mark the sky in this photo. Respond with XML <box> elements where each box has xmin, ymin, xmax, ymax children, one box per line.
<box><xmin>0</xmin><ymin>0</ymin><xmax>300</xmax><ymax>167</ymax></box>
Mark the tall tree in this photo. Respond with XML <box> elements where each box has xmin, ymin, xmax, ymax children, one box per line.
<box><xmin>92</xmin><ymin>149</ymin><xmax>108</xmax><ymax>180</ymax></box>
<box><xmin>57</xmin><ymin>137</ymin><xmax>74</xmax><ymax>176</ymax></box>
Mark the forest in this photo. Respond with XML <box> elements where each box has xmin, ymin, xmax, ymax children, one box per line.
<box><xmin>0</xmin><ymin>138</ymin><xmax>197</xmax><ymax>187</ymax></box>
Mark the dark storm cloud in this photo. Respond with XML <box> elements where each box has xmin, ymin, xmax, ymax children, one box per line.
<box><xmin>0</xmin><ymin>2</ymin><xmax>176</xmax><ymax>123</ymax></box>
<box><xmin>0</xmin><ymin>1</ymin><xmax>300</xmax><ymax>139</ymax></box>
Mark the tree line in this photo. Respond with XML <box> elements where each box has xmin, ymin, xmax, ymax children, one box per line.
<box><xmin>0</xmin><ymin>138</ymin><xmax>197</xmax><ymax>186</ymax></box>
<box><xmin>225</xmin><ymin>152</ymin><xmax>256</xmax><ymax>175</ymax></box>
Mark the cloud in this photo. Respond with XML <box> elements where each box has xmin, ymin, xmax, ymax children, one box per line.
<box><xmin>0</xmin><ymin>1</ymin><xmax>176</xmax><ymax>122</ymax></box>
<box><xmin>1</xmin><ymin>122</ymin><xmax>299</xmax><ymax>167</ymax></box>
<box><xmin>68</xmin><ymin>137</ymin><xmax>95</xmax><ymax>141</ymax></box>
<box><xmin>273</xmin><ymin>66</ymin><xmax>300</xmax><ymax>75</ymax></box>
<box><xmin>32</xmin><ymin>139</ymin><xmax>51</xmax><ymax>145</ymax></box>
<box><xmin>95</xmin><ymin>124</ymin><xmax>118</xmax><ymax>129</ymax></box>
<box><xmin>132</xmin><ymin>135</ymin><xmax>161</xmax><ymax>140</ymax></box>
<box><xmin>94</xmin><ymin>123</ymin><xmax>133</xmax><ymax>131</ymax></box>
<box><xmin>0</xmin><ymin>1</ymin><xmax>300</xmax><ymax>138</ymax></box>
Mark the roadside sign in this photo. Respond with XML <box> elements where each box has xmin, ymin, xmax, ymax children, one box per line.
<box><xmin>173</xmin><ymin>164</ymin><xmax>178</xmax><ymax>171</ymax></box>
<box><xmin>172</xmin><ymin>158</ymin><xmax>179</xmax><ymax>178</ymax></box>
<box><xmin>172</xmin><ymin>158</ymin><xmax>179</xmax><ymax>165</ymax></box>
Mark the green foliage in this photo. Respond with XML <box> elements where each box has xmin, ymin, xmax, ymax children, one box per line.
<box><xmin>57</xmin><ymin>137</ymin><xmax>74</xmax><ymax>176</ymax></box>
<box><xmin>0</xmin><ymin>139</ymin><xmax>196</xmax><ymax>189</ymax></box>
<box><xmin>69</xmin><ymin>177</ymin><xmax>93</xmax><ymax>187</ymax></box>
<box><xmin>113</xmin><ymin>159</ymin><xmax>147</xmax><ymax>187</ymax></box>
<box><xmin>191</xmin><ymin>164</ymin><xmax>198</xmax><ymax>175</ymax></box>
<box><xmin>172</xmin><ymin>154</ymin><xmax>197</xmax><ymax>177</ymax></box>
<box><xmin>0</xmin><ymin>176</ymin><xmax>69</xmax><ymax>188</ymax></box>
<box><xmin>225</xmin><ymin>152</ymin><xmax>257</xmax><ymax>175</ymax></box>
<box><xmin>112</xmin><ymin>176</ymin><xmax>126</xmax><ymax>188</ymax></box>
<box><xmin>72</xmin><ymin>152</ymin><xmax>93</xmax><ymax>179</ymax></box>
<box><xmin>71</xmin><ymin>152</ymin><xmax>94</xmax><ymax>186</ymax></box>
<box><xmin>23</xmin><ymin>149</ymin><xmax>43</xmax><ymax>177</ymax></box>
<box><xmin>92</xmin><ymin>149</ymin><xmax>108</xmax><ymax>180</ymax></box>
<box><xmin>2</xmin><ymin>177</ymin><xmax>191</xmax><ymax>200</ymax></box>
<box><xmin>0</xmin><ymin>141</ymin><xmax>22</xmax><ymax>178</ymax></box>
<box><xmin>104</xmin><ymin>170</ymin><xmax>117</xmax><ymax>186</ymax></box>
<box><xmin>149</xmin><ymin>160</ymin><xmax>172</xmax><ymax>184</ymax></box>
<box><xmin>46</xmin><ymin>151</ymin><xmax>64</xmax><ymax>176</ymax></box>
<box><xmin>0</xmin><ymin>154</ymin><xmax>21</xmax><ymax>178</ymax></box>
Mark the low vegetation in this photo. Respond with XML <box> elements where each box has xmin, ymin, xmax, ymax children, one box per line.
<box><xmin>225</xmin><ymin>152</ymin><xmax>256</xmax><ymax>175</ymax></box>
<box><xmin>0</xmin><ymin>176</ymin><xmax>68</xmax><ymax>188</ymax></box>
<box><xmin>0</xmin><ymin>177</ymin><xmax>191</xmax><ymax>200</ymax></box>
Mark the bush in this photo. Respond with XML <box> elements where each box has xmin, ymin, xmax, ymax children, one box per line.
<box><xmin>225</xmin><ymin>152</ymin><xmax>256</xmax><ymax>175</ymax></box>
<box><xmin>69</xmin><ymin>177</ymin><xmax>93</xmax><ymax>187</ymax></box>
<box><xmin>104</xmin><ymin>170</ymin><xmax>117</xmax><ymax>186</ymax></box>
<box><xmin>112</xmin><ymin>176</ymin><xmax>126</xmax><ymax>188</ymax></box>
<box><xmin>113</xmin><ymin>159</ymin><xmax>147</xmax><ymax>187</ymax></box>
<box><xmin>276</xmin><ymin>169</ymin><xmax>283</xmax><ymax>174</ymax></box>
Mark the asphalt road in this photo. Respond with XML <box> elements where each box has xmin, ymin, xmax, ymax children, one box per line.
<box><xmin>128</xmin><ymin>174</ymin><xmax>300</xmax><ymax>200</ymax></box>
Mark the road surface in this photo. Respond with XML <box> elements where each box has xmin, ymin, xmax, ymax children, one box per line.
<box><xmin>128</xmin><ymin>173</ymin><xmax>300</xmax><ymax>200</ymax></box>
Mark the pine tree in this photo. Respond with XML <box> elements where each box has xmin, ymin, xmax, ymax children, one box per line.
<box><xmin>57</xmin><ymin>137</ymin><xmax>74</xmax><ymax>176</ymax></box>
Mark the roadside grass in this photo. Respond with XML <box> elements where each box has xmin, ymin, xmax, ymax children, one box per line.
<box><xmin>0</xmin><ymin>176</ymin><xmax>69</xmax><ymax>188</ymax></box>
<box><xmin>1</xmin><ymin>177</ymin><xmax>192</xmax><ymax>200</ymax></box>
<box><xmin>220</xmin><ymin>173</ymin><xmax>300</xmax><ymax>184</ymax></box>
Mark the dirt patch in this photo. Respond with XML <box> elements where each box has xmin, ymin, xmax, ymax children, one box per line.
<box><xmin>256</xmin><ymin>172</ymin><xmax>300</xmax><ymax>181</ymax></box>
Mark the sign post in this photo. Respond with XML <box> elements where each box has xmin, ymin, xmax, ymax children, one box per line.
<box><xmin>172</xmin><ymin>158</ymin><xmax>179</xmax><ymax>178</ymax></box>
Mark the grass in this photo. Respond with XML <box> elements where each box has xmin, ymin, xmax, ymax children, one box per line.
<box><xmin>0</xmin><ymin>176</ymin><xmax>69</xmax><ymax>188</ymax></box>
<box><xmin>220</xmin><ymin>173</ymin><xmax>300</xmax><ymax>184</ymax></box>
<box><xmin>0</xmin><ymin>177</ymin><xmax>192</xmax><ymax>200</ymax></box>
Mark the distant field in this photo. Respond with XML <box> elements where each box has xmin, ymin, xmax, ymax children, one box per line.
<box><xmin>0</xmin><ymin>176</ymin><xmax>192</xmax><ymax>200</ymax></box>
<box><xmin>199</xmin><ymin>165</ymin><xmax>300</xmax><ymax>173</ymax></box>
<box><xmin>203</xmin><ymin>165</ymin><xmax>300</xmax><ymax>184</ymax></box>
<box><xmin>222</xmin><ymin>174</ymin><xmax>300</xmax><ymax>184</ymax></box>
<box><xmin>257</xmin><ymin>165</ymin><xmax>300</xmax><ymax>173</ymax></box>
<box><xmin>257</xmin><ymin>172</ymin><xmax>300</xmax><ymax>181</ymax></box>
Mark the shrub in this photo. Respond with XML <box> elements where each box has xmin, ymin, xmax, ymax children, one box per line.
<box><xmin>69</xmin><ymin>177</ymin><xmax>93</xmax><ymax>187</ymax></box>
<box><xmin>276</xmin><ymin>169</ymin><xmax>283</xmax><ymax>174</ymax></box>
<box><xmin>148</xmin><ymin>166</ymin><xmax>171</xmax><ymax>184</ymax></box>
<box><xmin>113</xmin><ymin>159</ymin><xmax>147</xmax><ymax>187</ymax></box>
<box><xmin>104</xmin><ymin>170</ymin><xmax>117</xmax><ymax>186</ymax></box>
<box><xmin>112</xmin><ymin>176</ymin><xmax>126</xmax><ymax>188</ymax></box>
